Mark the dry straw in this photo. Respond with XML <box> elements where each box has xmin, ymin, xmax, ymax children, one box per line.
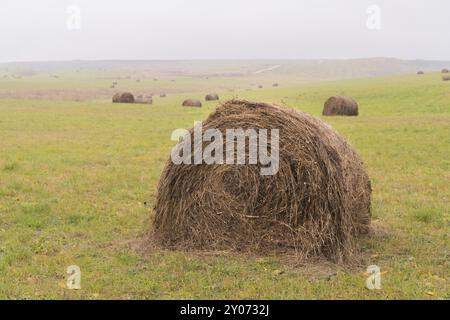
<box><xmin>323</xmin><ymin>96</ymin><xmax>359</xmax><ymax>116</ymax></box>
<box><xmin>205</xmin><ymin>93</ymin><xmax>219</xmax><ymax>101</ymax></box>
<box><xmin>112</xmin><ymin>92</ymin><xmax>135</xmax><ymax>103</ymax></box>
<box><xmin>135</xmin><ymin>95</ymin><xmax>153</xmax><ymax>104</ymax></box>
<box><xmin>182</xmin><ymin>99</ymin><xmax>202</xmax><ymax>107</ymax></box>
<box><xmin>153</xmin><ymin>100</ymin><xmax>371</xmax><ymax>263</ymax></box>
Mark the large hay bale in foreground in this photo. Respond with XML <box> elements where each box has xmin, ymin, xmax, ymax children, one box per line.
<box><xmin>205</xmin><ymin>93</ymin><xmax>219</xmax><ymax>101</ymax></box>
<box><xmin>323</xmin><ymin>96</ymin><xmax>358</xmax><ymax>116</ymax></box>
<box><xmin>112</xmin><ymin>92</ymin><xmax>135</xmax><ymax>103</ymax></box>
<box><xmin>153</xmin><ymin>100</ymin><xmax>371</xmax><ymax>262</ymax></box>
<box><xmin>182</xmin><ymin>99</ymin><xmax>202</xmax><ymax>107</ymax></box>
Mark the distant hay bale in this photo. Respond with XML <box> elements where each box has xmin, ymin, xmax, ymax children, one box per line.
<box><xmin>153</xmin><ymin>99</ymin><xmax>372</xmax><ymax>262</ymax></box>
<box><xmin>112</xmin><ymin>92</ymin><xmax>121</xmax><ymax>103</ymax></box>
<box><xmin>443</xmin><ymin>75</ymin><xmax>450</xmax><ymax>81</ymax></box>
<box><xmin>258</xmin><ymin>85</ymin><xmax>263</xmax><ymax>88</ymax></box>
<box><xmin>442</xmin><ymin>69</ymin><xmax>449</xmax><ymax>74</ymax></box>
<box><xmin>112</xmin><ymin>92</ymin><xmax>135</xmax><ymax>103</ymax></box>
<box><xmin>16</xmin><ymin>69</ymin><xmax>36</xmax><ymax>77</ymax></box>
<box><xmin>160</xmin><ymin>93</ymin><xmax>166</xmax><ymax>98</ymax></box>
<box><xmin>120</xmin><ymin>92</ymin><xmax>135</xmax><ymax>103</ymax></box>
<box><xmin>205</xmin><ymin>93</ymin><xmax>219</xmax><ymax>101</ymax></box>
<box><xmin>417</xmin><ymin>71</ymin><xmax>424</xmax><ymax>75</ymax></box>
<box><xmin>323</xmin><ymin>96</ymin><xmax>359</xmax><ymax>116</ymax></box>
<box><xmin>135</xmin><ymin>95</ymin><xmax>153</xmax><ymax>104</ymax></box>
<box><xmin>182</xmin><ymin>99</ymin><xmax>202</xmax><ymax>107</ymax></box>
<box><xmin>273</xmin><ymin>83</ymin><xmax>279</xmax><ymax>87</ymax></box>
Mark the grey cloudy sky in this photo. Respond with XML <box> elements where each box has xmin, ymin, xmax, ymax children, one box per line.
<box><xmin>1</xmin><ymin>0</ymin><xmax>449</xmax><ymax>62</ymax></box>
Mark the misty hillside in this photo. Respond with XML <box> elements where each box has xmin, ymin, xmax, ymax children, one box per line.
<box><xmin>1</xmin><ymin>58</ymin><xmax>449</xmax><ymax>81</ymax></box>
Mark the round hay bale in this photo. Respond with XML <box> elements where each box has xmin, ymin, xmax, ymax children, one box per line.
<box><xmin>323</xmin><ymin>96</ymin><xmax>359</xmax><ymax>116</ymax></box>
<box><xmin>258</xmin><ymin>85</ymin><xmax>263</xmax><ymax>88</ymax></box>
<box><xmin>182</xmin><ymin>99</ymin><xmax>202</xmax><ymax>108</ymax></box>
<box><xmin>205</xmin><ymin>93</ymin><xmax>219</xmax><ymax>101</ymax></box>
<box><xmin>112</xmin><ymin>92</ymin><xmax>135</xmax><ymax>103</ymax></box>
<box><xmin>443</xmin><ymin>75</ymin><xmax>450</xmax><ymax>81</ymax></box>
<box><xmin>417</xmin><ymin>71</ymin><xmax>424</xmax><ymax>75</ymax></box>
<box><xmin>120</xmin><ymin>92</ymin><xmax>135</xmax><ymax>103</ymax></box>
<box><xmin>112</xmin><ymin>92</ymin><xmax>121</xmax><ymax>103</ymax></box>
<box><xmin>160</xmin><ymin>93</ymin><xmax>166</xmax><ymax>98</ymax></box>
<box><xmin>135</xmin><ymin>95</ymin><xmax>153</xmax><ymax>104</ymax></box>
<box><xmin>273</xmin><ymin>83</ymin><xmax>279</xmax><ymax>87</ymax></box>
<box><xmin>153</xmin><ymin>99</ymin><xmax>372</xmax><ymax>262</ymax></box>
<box><xmin>442</xmin><ymin>69</ymin><xmax>449</xmax><ymax>73</ymax></box>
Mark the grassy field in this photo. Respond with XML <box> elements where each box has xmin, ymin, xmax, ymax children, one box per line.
<box><xmin>0</xmin><ymin>71</ymin><xmax>448</xmax><ymax>299</ymax></box>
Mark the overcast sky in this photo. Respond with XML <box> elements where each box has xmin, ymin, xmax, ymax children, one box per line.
<box><xmin>1</xmin><ymin>0</ymin><xmax>449</xmax><ymax>62</ymax></box>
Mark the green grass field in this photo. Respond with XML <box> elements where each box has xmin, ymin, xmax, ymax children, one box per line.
<box><xmin>0</xmin><ymin>71</ymin><xmax>448</xmax><ymax>299</ymax></box>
